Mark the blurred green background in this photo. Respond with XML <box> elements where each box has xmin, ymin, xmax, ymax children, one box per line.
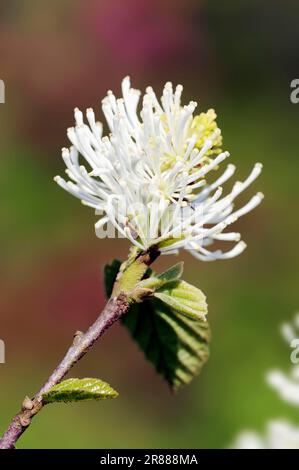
<box><xmin>0</xmin><ymin>0</ymin><xmax>298</xmax><ymax>448</ymax></box>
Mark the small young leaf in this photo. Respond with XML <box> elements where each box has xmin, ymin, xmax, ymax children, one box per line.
<box><xmin>104</xmin><ymin>259</ymin><xmax>121</xmax><ymax>297</ymax></box>
<box><xmin>154</xmin><ymin>280</ymin><xmax>207</xmax><ymax>320</ymax></box>
<box><xmin>122</xmin><ymin>299</ymin><xmax>210</xmax><ymax>391</ymax></box>
<box><xmin>157</xmin><ymin>262</ymin><xmax>184</xmax><ymax>282</ymax></box>
<box><xmin>43</xmin><ymin>378</ymin><xmax>118</xmax><ymax>404</ymax></box>
<box><xmin>137</xmin><ymin>262</ymin><xmax>184</xmax><ymax>291</ymax></box>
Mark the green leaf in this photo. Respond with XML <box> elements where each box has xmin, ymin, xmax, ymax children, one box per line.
<box><xmin>43</xmin><ymin>378</ymin><xmax>119</xmax><ymax>404</ymax></box>
<box><xmin>154</xmin><ymin>280</ymin><xmax>207</xmax><ymax>320</ymax></box>
<box><xmin>122</xmin><ymin>299</ymin><xmax>210</xmax><ymax>391</ymax></box>
<box><xmin>103</xmin><ymin>259</ymin><xmax>210</xmax><ymax>391</ymax></box>
<box><xmin>157</xmin><ymin>262</ymin><xmax>184</xmax><ymax>282</ymax></box>
<box><xmin>104</xmin><ymin>259</ymin><xmax>121</xmax><ymax>297</ymax></box>
<box><xmin>138</xmin><ymin>262</ymin><xmax>184</xmax><ymax>291</ymax></box>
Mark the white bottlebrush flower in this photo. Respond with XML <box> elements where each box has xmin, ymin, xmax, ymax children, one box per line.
<box><xmin>233</xmin><ymin>421</ymin><xmax>299</xmax><ymax>449</ymax></box>
<box><xmin>267</xmin><ymin>313</ymin><xmax>299</xmax><ymax>406</ymax></box>
<box><xmin>232</xmin><ymin>313</ymin><xmax>299</xmax><ymax>449</ymax></box>
<box><xmin>55</xmin><ymin>77</ymin><xmax>263</xmax><ymax>260</ymax></box>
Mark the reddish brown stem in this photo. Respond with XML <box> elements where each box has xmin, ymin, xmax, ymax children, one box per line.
<box><xmin>0</xmin><ymin>247</ymin><xmax>160</xmax><ymax>449</ymax></box>
<box><xmin>0</xmin><ymin>294</ymin><xmax>129</xmax><ymax>449</ymax></box>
